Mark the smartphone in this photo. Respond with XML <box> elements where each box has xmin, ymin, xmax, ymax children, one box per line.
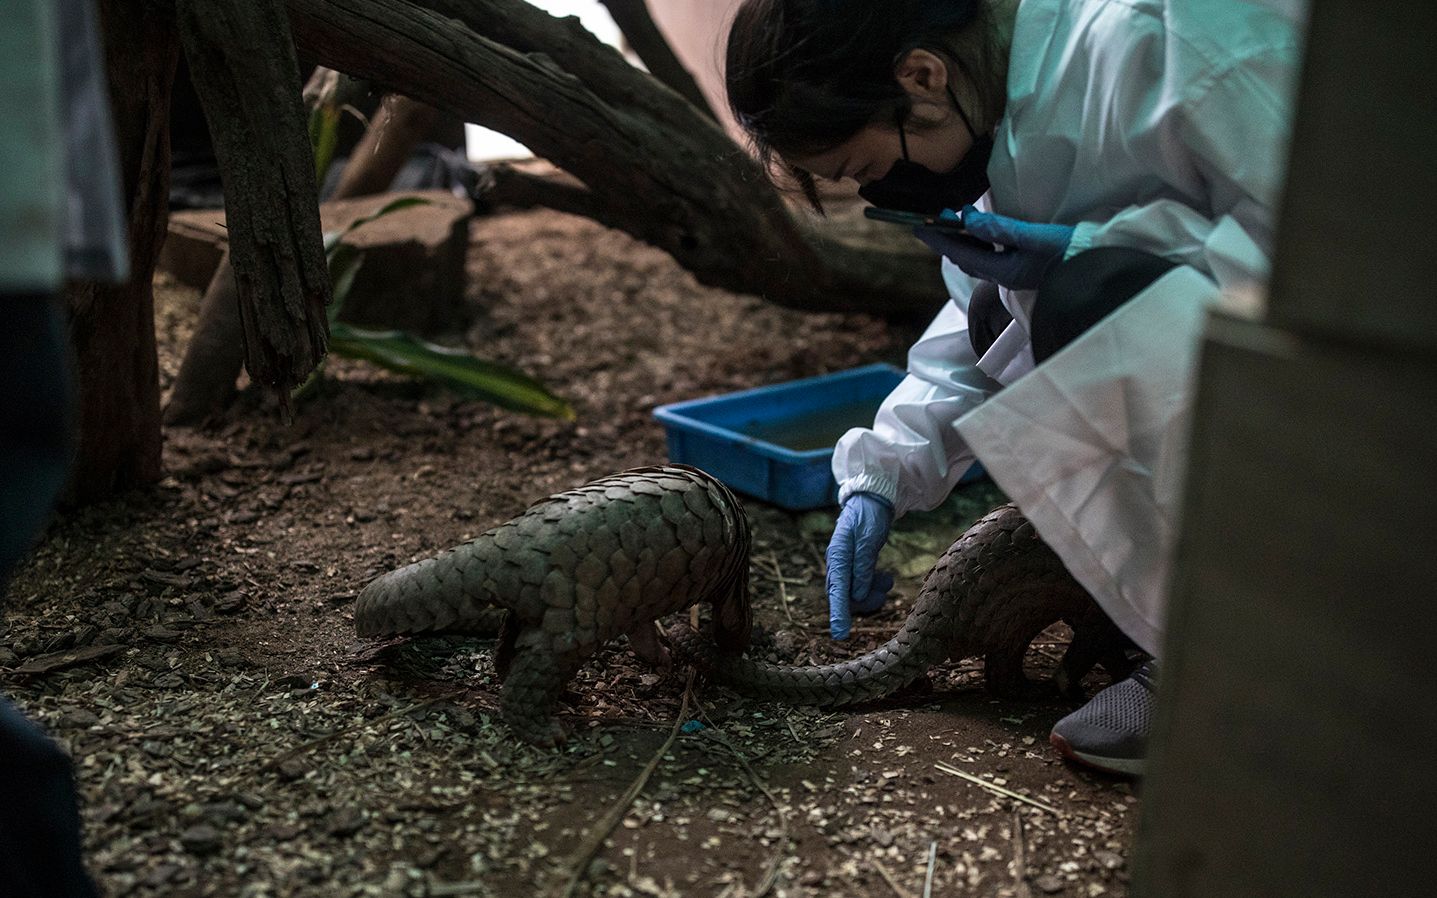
<box><xmin>864</xmin><ymin>206</ymin><xmax>969</xmax><ymax>233</ymax></box>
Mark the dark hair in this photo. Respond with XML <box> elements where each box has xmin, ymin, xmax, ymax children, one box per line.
<box><xmin>726</xmin><ymin>0</ymin><xmax>997</xmax><ymax>206</ymax></box>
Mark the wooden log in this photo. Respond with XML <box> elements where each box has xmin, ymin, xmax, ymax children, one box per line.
<box><xmin>284</xmin><ymin>0</ymin><xmax>943</xmax><ymax>317</ymax></box>
<box><xmin>63</xmin><ymin>0</ymin><xmax>175</xmax><ymax>503</ymax></box>
<box><xmin>174</xmin><ymin>0</ymin><xmax>331</xmax><ymax>405</ymax></box>
<box><xmin>165</xmin><ymin>192</ymin><xmax>473</xmax><ymax>331</ymax></box>
<box><xmin>598</xmin><ymin>0</ymin><xmax>719</xmax><ymax>120</ymax></box>
<box><xmin>163</xmin><ymin>248</ymin><xmax>245</xmax><ymax>426</ymax></box>
<box><xmin>331</xmin><ymin>95</ymin><xmax>441</xmax><ymax>199</ymax></box>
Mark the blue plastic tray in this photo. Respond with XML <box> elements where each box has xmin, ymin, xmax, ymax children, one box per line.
<box><xmin>654</xmin><ymin>363</ymin><xmax>983</xmax><ymax>510</ymax></box>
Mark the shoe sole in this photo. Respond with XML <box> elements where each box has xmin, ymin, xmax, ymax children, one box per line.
<box><xmin>1050</xmin><ymin>732</ymin><xmax>1145</xmax><ymax>778</ymax></box>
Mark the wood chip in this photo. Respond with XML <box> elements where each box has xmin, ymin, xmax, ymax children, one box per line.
<box><xmin>12</xmin><ymin>644</ymin><xmax>126</xmax><ymax>676</ymax></box>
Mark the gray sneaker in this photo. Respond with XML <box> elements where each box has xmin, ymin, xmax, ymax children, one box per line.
<box><xmin>1049</xmin><ymin>661</ymin><xmax>1157</xmax><ymax>777</ymax></box>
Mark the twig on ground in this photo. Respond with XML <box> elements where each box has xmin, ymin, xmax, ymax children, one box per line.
<box><xmin>804</xmin><ymin>538</ymin><xmax>827</xmax><ymax>573</ymax></box>
<box><xmin>784</xmin><ymin>714</ymin><xmax>803</xmax><ymax>746</ymax></box>
<box><xmin>934</xmin><ymin>762</ymin><xmax>1063</xmax><ymax>816</ymax></box>
<box><xmin>1011</xmin><ymin>808</ymin><xmax>1035</xmax><ymax>898</ymax></box>
<box><xmin>874</xmin><ymin>860</ymin><xmax>918</xmax><ymax>898</ymax></box>
<box><xmin>557</xmin><ymin>672</ymin><xmax>696</xmax><ymax>898</ymax></box>
<box><xmin>764</xmin><ymin>554</ymin><xmax>797</xmax><ymax>626</ymax></box>
<box><xmin>923</xmin><ymin>840</ymin><xmax>938</xmax><ymax>898</ymax></box>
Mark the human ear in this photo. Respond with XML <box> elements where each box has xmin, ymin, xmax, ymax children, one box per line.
<box><xmin>894</xmin><ymin>49</ymin><xmax>951</xmax><ymax>103</ymax></box>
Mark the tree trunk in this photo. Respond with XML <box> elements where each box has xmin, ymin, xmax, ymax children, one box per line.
<box><xmin>63</xmin><ymin>0</ymin><xmax>176</xmax><ymax>504</ymax></box>
<box><xmin>285</xmin><ymin>0</ymin><xmax>944</xmax><ymax>317</ymax></box>
<box><xmin>164</xmin><ymin>94</ymin><xmax>440</xmax><ymax>425</ymax></box>
<box><xmin>175</xmin><ymin>0</ymin><xmax>331</xmax><ymax>407</ymax></box>
<box><xmin>598</xmin><ymin>0</ymin><xmax>718</xmax><ymax>121</ymax></box>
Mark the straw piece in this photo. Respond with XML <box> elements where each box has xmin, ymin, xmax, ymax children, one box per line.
<box><xmin>933</xmin><ymin>761</ymin><xmax>1063</xmax><ymax>816</ymax></box>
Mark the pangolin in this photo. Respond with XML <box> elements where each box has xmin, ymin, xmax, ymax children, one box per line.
<box><xmin>356</xmin><ymin>467</ymin><xmax>1132</xmax><ymax>747</ymax></box>
<box><xmin>669</xmin><ymin>504</ymin><xmax>1136</xmax><ymax>707</ymax></box>
<box><xmin>354</xmin><ymin>466</ymin><xmax>751</xmax><ymax>747</ymax></box>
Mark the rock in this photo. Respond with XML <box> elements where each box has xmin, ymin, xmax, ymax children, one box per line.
<box><xmin>58</xmin><ymin>709</ymin><xmax>101</xmax><ymax>729</ymax></box>
<box><xmin>277</xmin><ymin>759</ymin><xmax>308</xmax><ymax>781</ymax></box>
<box><xmin>159</xmin><ymin>191</ymin><xmax>473</xmax><ymax>334</ymax></box>
<box><xmin>1036</xmin><ymin>874</ymin><xmax>1066</xmax><ymax>894</ymax></box>
<box><xmin>143</xmin><ymin>864</ymin><xmax>180</xmax><ymax>888</ymax></box>
<box><xmin>1094</xmin><ymin>850</ymin><xmax>1125</xmax><ymax>870</ymax></box>
<box><xmin>327</xmin><ymin>806</ymin><xmax>368</xmax><ymax>837</ymax></box>
<box><xmin>126</xmin><ymin>797</ymin><xmax>167</xmax><ymax>827</ymax></box>
<box><xmin>264</xmin><ymin>823</ymin><xmax>302</xmax><ymax>842</ymax></box>
<box><xmin>180</xmin><ymin>823</ymin><xmax>223</xmax><ymax>856</ymax></box>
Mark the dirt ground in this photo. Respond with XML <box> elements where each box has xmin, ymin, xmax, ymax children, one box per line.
<box><xmin>2</xmin><ymin>209</ymin><xmax>1137</xmax><ymax>897</ymax></box>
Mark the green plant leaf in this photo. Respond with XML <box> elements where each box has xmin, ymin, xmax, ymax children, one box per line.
<box><xmin>330</xmin><ymin>324</ymin><xmax>576</xmax><ymax>420</ymax></box>
<box><xmin>324</xmin><ymin>198</ymin><xmax>429</xmax><ymax>318</ymax></box>
<box><xmin>323</xmin><ymin>198</ymin><xmax>433</xmax><ymax>257</ymax></box>
<box><xmin>309</xmin><ymin>104</ymin><xmax>342</xmax><ymax>185</ymax></box>
<box><xmin>291</xmin><ymin>358</ymin><xmax>329</xmax><ymax>403</ymax></box>
<box><xmin>326</xmin><ymin>244</ymin><xmax>365</xmax><ymax>325</ymax></box>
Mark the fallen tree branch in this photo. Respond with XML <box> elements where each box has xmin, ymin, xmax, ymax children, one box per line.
<box><xmin>333</xmin><ymin>94</ymin><xmax>441</xmax><ymax>199</ymax></box>
<box><xmin>284</xmin><ymin>0</ymin><xmax>943</xmax><ymax>316</ymax></box>
<box><xmin>483</xmin><ymin>164</ymin><xmax>606</xmax><ymax>222</ymax></box>
<box><xmin>599</xmin><ymin>0</ymin><xmax>718</xmax><ymax>120</ymax></box>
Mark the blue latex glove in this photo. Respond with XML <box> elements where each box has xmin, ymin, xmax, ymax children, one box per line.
<box><xmin>825</xmin><ymin>493</ymin><xmax>895</xmax><ymax>641</ymax></box>
<box><xmin>916</xmin><ymin>206</ymin><xmax>1076</xmax><ymax>291</ymax></box>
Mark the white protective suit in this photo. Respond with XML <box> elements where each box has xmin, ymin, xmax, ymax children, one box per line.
<box><xmin>833</xmin><ymin>0</ymin><xmax>1303</xmax><ymax>655</ymax></box>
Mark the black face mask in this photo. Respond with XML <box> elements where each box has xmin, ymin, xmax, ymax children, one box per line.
<box><xmin>858</xmin><ymin>86</ymin><xmax>993</xmax><ymax>216</ymax></box>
